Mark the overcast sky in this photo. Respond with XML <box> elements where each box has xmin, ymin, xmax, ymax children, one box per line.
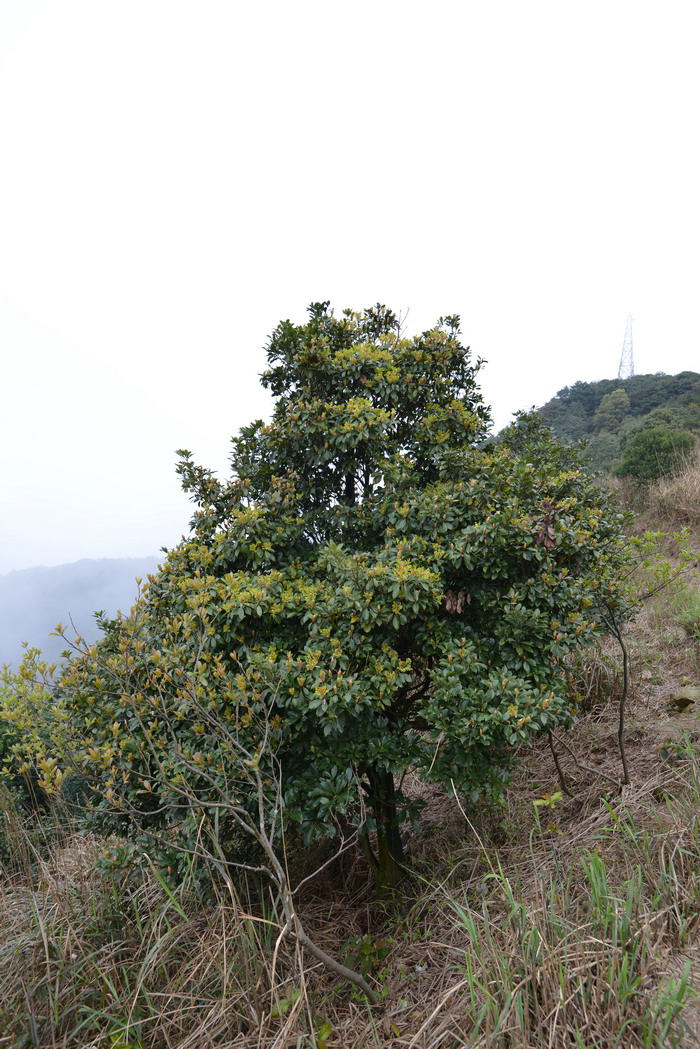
<box><xmin>1</xmin><ymin>1</ymin><xmax>699</xmax><ymax>574</ymax></box>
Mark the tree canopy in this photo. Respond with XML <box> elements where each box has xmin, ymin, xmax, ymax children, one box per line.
<box><xmin>593</xmin><ymin>389</ymin><xmax>630</xmax><ymax>434</ymax></box>
<box><xmin>539</xmin><ymin>371</ymin><xmax>700</xmax><ymax>441</ymax></box>
<box><xmin>52</xmin><ymin>304</ymin><xmax>628</xmax><ymax>892</ymax></box>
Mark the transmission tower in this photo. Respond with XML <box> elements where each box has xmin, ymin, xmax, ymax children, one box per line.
<box><xmin>618</xmin><ymin>315</ymin><xmax>634</xmax><ymax>379</ymax></box>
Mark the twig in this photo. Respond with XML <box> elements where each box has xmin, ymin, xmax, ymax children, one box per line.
<box><xmin>547</xmin><ymin>732</ymin><xmax>572</xmax><ymax>796</ymax></box>
<box><xmin>603</xmin><ymin>615</ymin><xmax>631</xmax><ymax>786</ymax></box>
<box><xmin>550</xmin><ymin>733</ymin><xmax>620</xmax><ymax>788</ymax></box>
<box><xmin>295</xmin><ymin>926</ymin><xmax>378</xmax><ymax>1005</ymax></box>
<box><xmin>291</xmin><ymin>830</ymin><xmax>359</xmax><ymax>894</ymax></box>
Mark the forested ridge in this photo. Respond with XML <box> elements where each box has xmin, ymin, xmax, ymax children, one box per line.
<box><xmin>539</xmin><ymin>370</ymin><xmax>700</xmax><ymax>436</ymax></box>
<box><xmin>537</xmin><ymin>370</ymin><xmax>700</xmax><ymax>479</ymax></box>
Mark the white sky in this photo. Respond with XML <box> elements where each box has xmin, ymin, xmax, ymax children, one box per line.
<box><xmin>1</xmin><ymin>0</ymin><xmax>699</xmax><ymax>574</ymax></box>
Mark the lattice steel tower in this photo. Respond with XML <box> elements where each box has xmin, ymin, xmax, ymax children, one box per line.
<box><xmin>618</xmin><ymin>315</ymin><xmax>634</xmax><ymax>379</ymax></box>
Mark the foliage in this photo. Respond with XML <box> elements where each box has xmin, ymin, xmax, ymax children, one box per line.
<box><xmin>0</xmin><ymin>647</ymin><xmax>77</xmax><ymax>772</ymax></box>
<box><xmin>0</xmin><ymin>717</ymin><xmax>22</xmax><ymax>798</ymax></box>
<box><xmin>584</xmin><ymin>431</ymin><xmax>621</xmax><ymax>473</ymax></box>
<box><xmin>541</xmin><ymin>370</ymin><xmax>700</xmax><ymax>431</ymax></box>
<box><xmin>39</xmin><ymin>304</ymin><xmax>631</xmax><ymax>892</ymax></box>
<box><xmin>3</xmin><ymin>493</ymin><xmax>700</xmax><ymax>1043</ymax></box>
<box><xmin>0</xmin><ymin>649</ymin><xmax>68</xmax><ymax>814</ymax></box>
<box><xmin>593</xmin><ymin>387</ymin><xmax>630</xmax><ymax>433</ymax></box>
<box><xmin>614</xmin><ymin>426</ymin><xmax>696</xmax><ymax>484</ymax></box>
<box><xmin>616</xmin><ymin>403</ymin><xmax>700</xmax><ymax>461</ymax></box>
<box><xmin>0</xmin><ymin>718</ymin><xmax>44</xmax><ymax>831</ymax></box>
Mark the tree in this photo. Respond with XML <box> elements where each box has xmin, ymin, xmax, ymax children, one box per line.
<box><xmin>539</xmin><ymin>399</ymin><xmax>590</xmax><ymax>442</ymax></box>
<box><xmin>57</xmin><ymin>304</ymin><xmax>628</xmax><ymax>893</ymax></box>
<box><xmin>584</xmin><ymin>431</ymin><xmax>621</xmax><ymax>473</ymax></box>
<box><xmin>619</xmin><ymin>403</ymin><xmax>700</xmax><ymax>447</ymax></box>
<box><xmin>593</xmin><ymin>388</ymin><xmax>630</xmax><ymax>434</ymax></box>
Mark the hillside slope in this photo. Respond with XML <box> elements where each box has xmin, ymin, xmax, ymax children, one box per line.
<box><xmin>0</xmin><ymin>557</ymin><xmax>159</xmax><ymax>666</ymax></box>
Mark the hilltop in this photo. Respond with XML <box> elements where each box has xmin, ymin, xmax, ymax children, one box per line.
<box><xmin>537</xmin><ymin>370</ymin><xmax>700</xmax><ymax>478</ymax></box>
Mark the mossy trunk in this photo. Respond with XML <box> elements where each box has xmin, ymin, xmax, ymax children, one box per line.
<box><xmin>364</xmin><ymin>766</ymin><xmax>406</xmax><ymax>895</ymax></box>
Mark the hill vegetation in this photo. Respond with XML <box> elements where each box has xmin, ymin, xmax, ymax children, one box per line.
<box><xmin>538</xmin><ymin>371</ymin><xmax>700</xmax><ymax>480</ymax></box>
<box><xmin>1</xmin><ymin>310</ymin><xmax>699</xmax><ymax>1047</ymax></box>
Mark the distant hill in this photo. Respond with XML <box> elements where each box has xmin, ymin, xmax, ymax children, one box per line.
<box><xmin>537</xmin><ymin>371</ymin><xmax>700</xmax><ymax>477</ymax></box>
<box><xmin>0</xmin><ymin>557</ymin><xmax>160</xmax><ymax>667</ymax></box>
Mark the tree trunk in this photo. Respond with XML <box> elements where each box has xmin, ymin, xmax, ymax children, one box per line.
<box><xmin>344</xmin><ymin>472</ymin><xmax>356</xmax><ymax>505</ymax></box>
<box><xmin>366</xmin><ymin>765</ymin><xmax>406</xmax><ymax>894</ymax></box>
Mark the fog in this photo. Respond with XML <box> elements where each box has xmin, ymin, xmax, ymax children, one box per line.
<box><xmin>2</xmin><ymin>2</ymin><xmax>700</xmax><ymax>573</ymax></box>
<box><xmin>0</xmin><ymin>557</ymin><xmax>159</xmax><ymax>667</ymax></box>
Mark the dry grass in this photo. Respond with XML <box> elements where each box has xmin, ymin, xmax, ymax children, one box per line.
<box><xmin>647</xmin><ymin>452</ymin><xmax>700</xmax><ymax>529</ymax></box>
<box><xmin>609</xmin><ymin>449</ymin><xmax>700</xmax><ymax>538</ymax></box>
<box><xmin>4</xmin><ymin>743</ymin><xmax>700</xmax><ymax>1045</ymax></box>
<box><xmin>0</xmin><ymin>823</ymin><xmax>295</xmax><ymax>1048</ymax></box>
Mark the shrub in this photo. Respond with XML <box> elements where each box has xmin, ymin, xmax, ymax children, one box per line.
<box><xmin>615</xmin><ymin>426</ymin><xmax>696</xmax><ymax>484</ymax></box>
<box><xmin>584</xmin><ymin>431</ymin><xmax>620</xmax><ymax>473</ymax></box>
